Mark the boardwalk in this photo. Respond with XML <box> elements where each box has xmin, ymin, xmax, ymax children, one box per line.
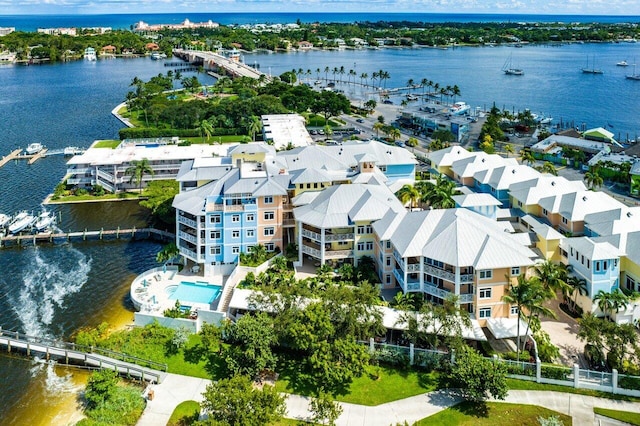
<box><xmin>0</xmin><ymin>148</ymin><xmax>23</xmax><ymax>168</ymax></box>
<box><xmin>0</xmin><ymin>328</ymin><xmax>167</xmax><ymax>383</ymax></box>
<box><xmin>0</xmin><ymin>227</ymin><xmax>175</xmax><ymax>248</ymax></box>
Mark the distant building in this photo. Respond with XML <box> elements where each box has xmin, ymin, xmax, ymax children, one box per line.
<box><xmin>37</xmin><ymin>27</ymin><xmax>77</xmax><ymax>36</ymax></box>
<box><xmin>133</xmin><ymin>19</ymin><xmax>218</xmax><ymax>32</ymax></box>
<box><xmin>0</xmin><ymin>27</ymin><xmax>16</xmax><ymax>36</ymax></box>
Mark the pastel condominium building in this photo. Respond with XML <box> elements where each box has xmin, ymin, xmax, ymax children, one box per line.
<box><xmin>429</xmin><ymin>145</ymin><xmax>640</xmax><ymax>323</ymax></box>
<box><xmin>171</xmin><ymin>139</ymin><xmax>417</xmax><ymax>277</ymax></box>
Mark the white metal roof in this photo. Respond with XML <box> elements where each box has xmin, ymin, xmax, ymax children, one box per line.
<box><xmin>486</xmin><ymin>317</ymin><xmax>530</xmax><ymax>339</ymax></box>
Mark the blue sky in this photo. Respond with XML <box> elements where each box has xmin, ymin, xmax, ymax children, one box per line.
<box><xmin>1</xmin><ymin>0</ymin><xmax>639</xmax><ymax>16</ymax></box>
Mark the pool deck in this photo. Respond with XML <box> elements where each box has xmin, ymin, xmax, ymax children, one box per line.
<box><xmin>130</xmin><ymin>266</ymin><xmax>220</xmax><ymax>315</ymax></box>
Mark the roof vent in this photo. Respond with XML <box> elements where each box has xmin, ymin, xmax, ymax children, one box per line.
<box><xmin>512</xmin><ymin>169</ymin><xmax>516</xmax><ymax>174</ymax></box>
<box><xmin>582</xmin><ymin>196</ymin><xmax>587</xmax><ymax>201</ymax></box>
<box><xmin>481</xmin><ymin>158</ymin><xmax>485</xmax><ymax>163</ymax></box>
<box><xmin>627</xmin><ymin>212</ymin><xmax>633</xmax><ymax>218</ymax></box>
<box><xmin>551</xmin><ymin>181</ymin><xmax>556</xmax><ymax>186</ymax></box>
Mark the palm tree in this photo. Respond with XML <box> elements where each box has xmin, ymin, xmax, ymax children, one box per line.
<box><xmin>419</xmin><ymin>175</ymin><xmax>460</xmax><ymax>209</ymax></box>
<box><xmin>504</xmin><ymin>144</ymin><xmax>514</xmax><ymax>157</ymax></box>
<box><xmin>396</xmin><ymin>184</ymin><xmax>421</xmax><ymax>210</ymax></box>
<box><xmin>521</xmin><ymin>149</ymin><xmax>537</xmax><ymax>166</ymax></box>
<box><xmin>631</xmin><ymin>178</ymin><xmax>640</xmax><ymax>196</ymax></box>
<box><xmin>316</xmin><ymin>68</ymin><xmax>321</xmax><ymax>80</ymax></box>
<box><xmin>360</xmin><ymin>72</ymin><xmax>368</xmax><ymax>87</ymax></box>
<box><xmin>156</xmin><ymin>242</ymin><xmax>179</xmax><ymax>264</ymax></box>
<box><xmin>388</xmin><ymin>128</ymin><xmax>401</xmax><ymax>142</ymax></box>
<box><xmin>451</xmin><ymin>85</ymin><xmax>461</xmax><ymax>103</ymax></box>
<box><xmin>324</xmin><ymin>66</ymin><xmax>330</xmax><ymax>81</ymax></box>
<box><xmin>566</xmin><ymin>275</ymin><xmax>587</xmax><ymax>313</ymax></box>
<box><xmin>338</xmin><ymin>65</ymin><xmax>345</xmax><ymax>83</ymax></box>
<box><xmin>594</xmin><ymin>289</ymin><xmax>628</xmax><ymax>319</ymax></box>
<box><xmin>538</xmin><ymin>161</ymin><xmax>558</xmax><ymax>176</ymax></box>
<box><xmin>584</xmin><ymin>169</ymin><xmax>604</xmax><ymax>190</ymax></box>
<box><xmin>199</xmin><ymin>119</ymin><xmax>214</xmax><ymax>141</ymax></box>
<box><xmin>125</xmin><ymin>158</ymin><xmax>154</xmax><ymax>193</ymax></box>
<box><xmin>502</xmin><ymin>274</ymin><xmax>538</xmax><ymax>361</ymax></box>
<box><xmin>247</xmin><ymin>115</ymin><xmax>261</xmax><ymax>141</ymax></box>
<box><xmin>372</xmin><ymin>121</ymin><xmax>384</xmax><ymax>138</ymax></box>
<box><xmin>534</xmin><ymin>259</ymin><xmax>569</xmax><ymax>296</ymax></box>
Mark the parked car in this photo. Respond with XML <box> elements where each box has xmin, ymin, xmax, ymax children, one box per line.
<box><xmin>356</xmin><ymin>118</ymin><xmax>365</xmax><ymax>123</ymax></box>
<box><xmin>383</xmin><ymin>100</ymin><xmax>393</xmax><ymax>104</ymax></box>
<box><xmin>309</xmin><ymin>129</ymin><xmax>318</xmax><ymax>135</ymax></box>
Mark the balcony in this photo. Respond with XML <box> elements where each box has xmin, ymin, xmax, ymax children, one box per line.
<box><xmin>180</xmin><ymin>246</ymin><xmax>201</xmax><ymax>262</ymax></box>
<box><xmin>225</xmin><ymin>204</ymin><xmax>244</xmax><ymax>212</ymax></box>
<box><xmin>393</xmin><ymin>269</ymin><xmax>420</xmax><ymax>291</ymax></box>
<box><xmin>302</xmin><ymin>244</ymin><xmax>321</xmax><ymax>258</ymax></box>
<box><xmin>325</xmin><ymin>249</ymin><xmax>354</xmax><ymax>259</ymax></box>
<box><xmin>325</xmin><ymin>233</ymin><xmax>354</xmax><ymax>242</ymax></box>
<box><xmin>301</xmin><ymin>229</ymin><xmax>322</xmax><ymax>241</ymax></box>
<box><xmin>178</xmin><ymin>215</ymin><xmax>197</xmax><ymax>228</ymax></box>
<box><xmin>406</xmin><ymin>263</ymin><xmax>421</xmax><ymax>273</ymax></box>
<box><xmin>96</xmin><ymin>169</ymin><xmax>113</xmax><ymax>181</ymax></box>
<box><xmin>423</xmin><ymin>264</ymin><xmax>455</xmax><ymax>282</ymax></box>
<box><xmin>207</xmin><ymin>204</ymin><xmax>224</xmax><ymax>212</ymax></box>
<box><xmin>460</xmin><ymin>273</ymin><xmax>474</xmax><ymax>283</ymax></box>
<box><xmin>178</xmin><ymin>231</ymin><xmax>197</xmax><ymax>244</ymax></box>
<box><xmin>423</xmin><ymin>283</ymin><xmax>474</xmax><ymax>303</ymax></box>
<box><xmin>282</xmin><ymin>218</ymin><xmax>296</xmax><ymax>227</ymax></box>
<box><xmin>68</xmin><ymin>167</ymin><xmax>92</xmax><ymax>175</ymax></box>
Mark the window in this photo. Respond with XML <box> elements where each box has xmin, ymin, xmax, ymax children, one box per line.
<box><xmin>209</xmin><ymin>246</ymin><xmax>220</xmax><ymax>255</ymax></box>
<box><xmin>561</xmin><ymin>216</ymin><xmax>568</xmax><ymax>224</ymax></box>
<box><xmin>518</xmin><ymin>201</ymin><xmax>523</xmax><ymax>207</ymax></box>
<box><xmin>587</xmin><ymin>259</ymin><xmax>590</xmax><ymax>269</ymax></box>
<box><xmin>232</xmin><ymin>246</ymin><xmax>240</xmax><ymax>254</ymax></box>
<box><xmin>603</xmin><ymin>261</ymin><xmax>608</xmax><ymax>270</ymax></box>
<box><xmin>595</xmin><ymin>261</ymin><xmax>601</xmax><ymax>272</ymax></box>
<box><xmin>478</xmin><ymin>307</ymin><xmax>492</xmax><ymax>319</ymax></box>
<box><xmin>386</xmin><ymin>257</ymin><xmax>392</xmax><ymax>266</ymax></box>
<box><xmin>210</xmin><ymin>215</ymin><xmax>221</xmax><ymax>224</ymax></box>
<box><xmin>357</xmin><ymin>242</ymin><xmax>364</xmax><ymax>251</ymax></box>
<box><xmin>264</xmin><ymin>196</ymin><xmax>273</xmax><ymax>204</ymax></box>
<box><xmin>626</xmin><ymin>276</ymin><xmax>637</xmax><ymax>292</ymax></box>
<box><xmin>264</xmin><ymin>211</ymin><xmax>275</xmax><ymax>221</ymax></box>
<box><xmin>542</xmin><ymin>208</ymin><xmax>548</xmax><ymax>216</ymax></box>
<box><xmin>510</xmin><ymin>306</ymin><xmax>519</xmax><ymax>315</ymax></box>
<box><xmin>479</xmin><ymin>287</ymin><xmax>492</xmax><ymax>299</ymax></box>
<box><xmin>265</xmin><ymin>243</ymin><xmax>275</xmax><ymax>251</ymax></box>
<box><xmin>210</xmin><ymin>230</ymin><xmax>221</xmax><ymax>239</ymax></box>
<box><xmin>581</xmin><ymin>255</ymin><xmax>584</xmax><ymax>265</ymax></box>
<box><xmin>614</xmin><ymin>259</ymin><xmax>618</xmax><ymax>267</ymax></box>
<box><xmin>232</xmin><ymin>230</ymin><xmax>240</xmax><ymax>238</ymax></box>
<box><xmin>386</xmin><ymin>274</ymin><xmax>391</xmax><ymax>284</ymax></box>
<box><xmin>357</xmin><ymin>226</ymin><xmax>365</xmax><ymax>234</ymax></box>
<box><xmin>232</xmin><ymin>215</ymin><xmax>240</xmax><ymax>223</ymax></box>
<box><xmin>246</xmin><ymin>213</ymin><xmax>255</xmax><ymax>221</ymax></box>
<box><xmin>264</xmin><ymin>227</ymin><xmax>275</xmax><ymax>236</ymax></box>
<box><xmin>247</xmin><ymin>229</ymin><xmax>255</xmax><ymax>237</ymax></box>
<box><xmin>366</xmin><ymin>241</ymin><xmax>374</xmax><ymax>251</ymax></box>
<box><xmin>511</xmin><ymin>267</ymin><xmax>520</xmax><ymax>276</ymax></box>
<box><xmin>386</xmin><ymin>241</ymin><xmax>391</xmax><ymax>249</ymax></box>
<box><xmin>479</xmin><ymin>270</ymin><xmax>493</xmax><ymax>280</ymax></box>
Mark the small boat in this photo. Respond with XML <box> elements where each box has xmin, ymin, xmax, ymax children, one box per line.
<box><xmin>406</xmin><ymin>94</ymin><xmax>418</xmax><ymax>101</ymax></box>
<box><xmin>502</xmin><ymin>54</ymin><xmax>524</xmax><ymax>76</ymax></box>
<box><xmin>150</xmin><ymin>52</ymin><xmax>167</xmax><ymax>60</ymax></box>
<box><xmin>63</xmin><ymin>146</ymin><xmax>85</xmax><ymax>156</ymax></box>
<box><xmin>617</xmin><ymin>60</ymin><xmax>629</xmax><ymax>67</ymax></box>
<box><xmin>8</xmin><ymin>211</ymin><xmax>36</xmax><ymax>234</ymax></box>
<box><xmin>626</xmin><ymin>63</ymin><xmax>640</xmax><ymax>80</ymax></box>
<box><xmin>84</xmin><ymin>47</ymin><xmax>97</xmax><ymax>61</ymax></box>
<box><xmin>33</xmin><ymin>210</ymin><xmax>56</xmax><ymax>232</ymax></box>
<box><xmin>25</xmin><ymin>142</ymin><xmax>44</xmax><ymax>155</ymax></box>
<box><xmin>582</xmin><ymin>56</ymin><xmax>603</xmax><ymax>74</ymax></box>
<box><xmin>0</xmin><ymin>213</ymin><xmax>11</xmax><ymax>228</ymax></box>
<box><xmin>449</xmin><ymin>101</ymin><xmax>471</xmax><ymax>115</ymax></box>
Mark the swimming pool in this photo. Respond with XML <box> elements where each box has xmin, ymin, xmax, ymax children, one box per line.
<box><xmin>168</xmin><ymin>281</ymin><xmax>222</xmax><ymax>305</ymax></box>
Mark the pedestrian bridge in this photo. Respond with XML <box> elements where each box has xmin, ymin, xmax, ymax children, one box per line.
<box><xmin>0</xmin><ymin>328</ymin><xmax>167</xmax><ymax>383</ymax></box>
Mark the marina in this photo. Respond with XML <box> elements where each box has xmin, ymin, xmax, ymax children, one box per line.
<box><xmin>0</xmin><ymin>146</ymin><xmax>86</xmax><ymax>168</ymax></box>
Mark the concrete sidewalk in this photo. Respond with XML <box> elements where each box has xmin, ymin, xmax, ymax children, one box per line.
<box><xmin>137</xmin><ymin>372</ymin><xmax>640</xmax><ymax>426</ymax></box>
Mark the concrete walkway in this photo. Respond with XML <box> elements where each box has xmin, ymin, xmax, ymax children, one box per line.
<box><xmin>137</xmin><ymin>373</ymin><xmax>640</xmax><ymax>426</ymax></box>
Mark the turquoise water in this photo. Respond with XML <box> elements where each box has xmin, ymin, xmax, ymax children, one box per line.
<box><xmin>169</xmin><ymin>281</ymin><xmax>222</xmax><ymax>304</ymax></box>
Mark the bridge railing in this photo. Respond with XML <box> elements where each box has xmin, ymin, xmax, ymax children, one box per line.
<box><xmin>0</xmin><ymin>328</ymin><xmax>168</xmax><ymax>372</ymax></box>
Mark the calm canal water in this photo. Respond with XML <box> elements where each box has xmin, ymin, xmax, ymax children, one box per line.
<box><xmin>1</xmin><ymin>42</ymin><xmax>640</xmax><ymax>423</ymax></box>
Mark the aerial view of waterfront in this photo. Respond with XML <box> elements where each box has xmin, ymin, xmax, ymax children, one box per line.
<box><xmin>2</xmin><ymin>6</ymin><xmax>640</xmax><ymax>424</ymax></box>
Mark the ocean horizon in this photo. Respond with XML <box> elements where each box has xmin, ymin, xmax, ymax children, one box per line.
<box><xmin>1</xmin><ymin>12</ymin><xmax>640</xmax><ymax>32</ymax></box>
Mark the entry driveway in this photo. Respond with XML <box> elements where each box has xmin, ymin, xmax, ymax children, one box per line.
<box><xmin>540</xmin><ymin>298</ymin><xmax>588</xmax><ymax>368</ymax></box>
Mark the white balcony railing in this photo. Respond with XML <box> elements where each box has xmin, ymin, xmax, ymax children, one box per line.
<box><xmin>301</xmin><ymin>229</ymin><xmax>322</xmax><ymax>241</ymax></box>
<box><xmin>325</xmin><ymin>249</ymin><xmax>354</xmax><ymax>259</ymax></box>
<box><xmin>96</xmin><ymin>169</ymin><xmax>113</xmax><ymax>181</ymax></box>
<box><xmin>406</xmin><ymin>263</ymin><xmax>421</xmax><ymax>272</ymax></box>
<box><xmin>423</xmin><ymin>283</ymin><xmax>474</xmax><ymax>303</ymax></box>
<box><xmin>178</xmin><ymin>231</ymin><xmax>197</xmax><ymax>244</ymax></box>
<box><xmin>325</xmin><ymin>233</ymin><xmax>354</xmax><ymax>242</ymax></box>
<box><xmin>178</xmin><ymin>215</ymin><xmax>197</xmax><ymax>228</ymax></box>
<box><xmin>302</xmin><ymin>244</ymin><xmax>321</xmax><ymax>258</ymax></box>
<box><xmin>423</xmin><ymin>264</ymin><xmax>455</xmax><ymax>282</ymax></box>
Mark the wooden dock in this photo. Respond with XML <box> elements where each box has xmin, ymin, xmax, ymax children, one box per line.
<box><xmin>0</xmin><ymin>227</ymin><xmax>175</xmax><ymax>248</ymax></box>
<box><xmin>0</xmin><ymin>149</ymin><xmax>23</xmax><ymax>168</ymax></box>
<box><xmin>0</xmin><ymin>328</ymin><xmax>167</xmax><ymax>383</ymax></box>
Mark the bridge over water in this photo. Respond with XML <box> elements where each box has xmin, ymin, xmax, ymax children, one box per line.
<box><xmin>172</xmin><ymin>48</ymin><xmax>264</xmax><ymax>80</ymax></box>
<box><xmin>0</xmin><ymin>328</ymin><xmax>167</xmax><ymax>383</ymax></box>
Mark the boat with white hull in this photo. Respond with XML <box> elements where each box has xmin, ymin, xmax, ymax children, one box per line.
<box><xmin>8</xmin><ymin>211</ymin><xmax>36</xmax><ymax>234</ymax></box>
<box><xmin>33</xmin><ymin>211</ymin><xmax>56</xmax><ymax>232</ymax></box>
<box><xmin>0</xmin><ymin>213</ymin><xmax>11</xmax><ymax>228</ymax></box>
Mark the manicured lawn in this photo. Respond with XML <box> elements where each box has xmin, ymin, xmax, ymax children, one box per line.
<box><xmin>271</xmin><ymin>419</ymin><xmax>316</xmax><ymax>426</ymax></box>
<box><xmin>416</xmin><ymin>401</ymin><xmax>572</xmax><ymax>426</ymax></box>
<box><xmin>506</xmin><ymin>379</ymin><xmax>640</xmax><ymax>402</ymax></box>
<box><xmin>594</xmin><ymin>407</ymin><xmax>640</xmax><ymax>425</ymax></box>
<box><xmin>93</xmin><ymin>139</ymin><xmax>121</xmax><ymax>149</ymax></box>
<box><xmin>275</xmin><ymin>364</ymin><xmax>438</xmax><ymax>406</ymax></box>
<box><xmin>167</xmin><ymin>400</ymin><xmax>200</xmax><ymax>426</ymax></box>
<box><xmin>49</xmin><ymin>192</ymin><xmax>140</xmax><ymax>203</ymax></box>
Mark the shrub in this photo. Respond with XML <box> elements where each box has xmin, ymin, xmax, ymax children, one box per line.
<box><xmin>541</xmin><ymin>365</ymin><xmax>571</xmax><ymax>381</ymax></box>
<box><xmin>84</xmin><ymin>370</ymin><xmax>119</xmax><ymax>410</ymax></box>
<box><xmin>372</xmin><ymin>348</ymin><xmax>410</xmax><ymax>367</ymax></box>
<box><xmin>619</xmin><ymin>375</ymin><xmax>640</xmax><ymax>391</ymax></box>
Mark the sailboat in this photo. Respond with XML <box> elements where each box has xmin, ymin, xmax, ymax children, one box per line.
<box><xmin>502</xmin><ymin>54</ymin><xmax>524</xmax><ymax>75</ymax></box>
<box><xmin>582</xmin><ymin>56</ymin><xmax>603</xmax><ymax>74</ymax></box>
<box><xmin>626</xmin><ymin>62</ymin><xmax>640</xmax><ymax>81</ymax></box>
